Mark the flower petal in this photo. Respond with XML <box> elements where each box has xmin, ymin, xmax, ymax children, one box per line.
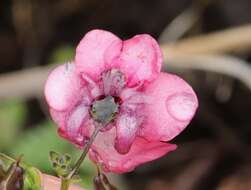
<box><xmin>89</xmin><ymin>128</ymin><xmax>176</xmax><ymax>173</ymax></box>
<box><xmin>114</xmin><ymin>113</ymin><xmax>139</xmax><ymax>154</ymax></box>
<box><xmin>140</xmin><ymin>72</ymin><xmax>198</xmax><ymax>141</ymax></box>
<box><xmin>49</xmin><ymin>86</ymin><xmax>92</xmax><ymax>146</ymax></box>
<box><xmin>75</xmin><ymin>30</ymin><xmax>122</xmax><ymax>80</ymax></box>
<box><xmin>81</xmin><ymin>73</ymin><xmax>101</xmax><ymax>99</ymax></box>
<box><xmin>50</xmin><ymin>103</ymin><xmax>90</xmax><ymax>146</ymax></box>
<box><xmin>66</xmin><ymin>103</ymin><xmax>89</xmax><ymax>139</ymax></box>
<box><xmin>49</xmin><ymin>108</ymin><xmax>67</xmax><ymax>128</ymax></box>
<box><xmin>117</xmin><ymin>34</ymin><xmax>163</xmax><ymax>86</ymax></box>
<box><xmin>44</xmin><ymin>63</ymin><xmax>82</xmax><ymax>111</ymax></box>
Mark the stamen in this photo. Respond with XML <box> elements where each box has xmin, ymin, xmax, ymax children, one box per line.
<box><xmin>102</xmin><ymin>69</ymin><xmax>125</xmax><ymax>96</ymax></box>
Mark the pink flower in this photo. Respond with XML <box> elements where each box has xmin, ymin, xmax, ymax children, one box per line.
<box><xmin>44</xmin><ymin>30</ymin><xmax>198</xmax><ymax>173</ymax></box>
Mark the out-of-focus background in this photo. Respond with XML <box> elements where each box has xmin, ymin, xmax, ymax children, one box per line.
<box><xmin>1</xmin><ymin>0</ymin><xmax>251</xmax><ymax>189</ymax></box>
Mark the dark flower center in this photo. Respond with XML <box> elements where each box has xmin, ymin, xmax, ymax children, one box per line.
<box><xmin>90</xmin><ymin>96</ymin><xmax>119</xmax><ymax>124</ymax></box>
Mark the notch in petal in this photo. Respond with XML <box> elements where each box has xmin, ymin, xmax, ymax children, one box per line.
<box><xmin>75</xmin><ymin>30</ymin><xmax>122</xmax><ymax>80</ymax></box>
<box><xmin>118</xmin><ymin>34</ymin><xmax>163</xmax><ymax>87</ymax></box>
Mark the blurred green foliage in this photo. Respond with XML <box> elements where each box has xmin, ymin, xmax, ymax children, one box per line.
<box><xmin>10</xmin><ymin>122</ymin><xmax>71</xmax><ymax>172</ymax></box>
<box><xmin>0</xmin><ymin>100</ymin><xmax>95</xmax><ymax>189</ymax></box>
<box><xmin>10</xmin><ymin>122</ymin><xmax>95</xmax><ymax>189</ymax></box>
<box><xmin>0</xmin><ymin>46</ymin><xmax>96</xmax><ymax>189</ymax></box>
<box><xmin>0</xmin><ymin>100</ymin><xmax>27</xmax><ymax>150</ymax></box>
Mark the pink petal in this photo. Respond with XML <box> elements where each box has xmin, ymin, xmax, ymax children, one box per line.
<box><xmin>49</xmin><ymin>85</ymin><xmax>92</xmax><ymax>146</ymax></box>
<box><xmin>140</xmin><ymin>72</ymin><xmax>198</xmax><ymax>141</ymax></box>
<box><xmin>41</xmin><ymin>174</ymin><xmax>84</xmax><ymax>190</ymax></box>
<box><xmin>48</xmin><ymin>85</ymin><xmax>91</xmax><ymax>130</ymax></box>
<box><xmin>75</xmin><ymin>30</ymin><xmax>122</xmax><ymax>80</ymax></box>
<box><xmin>117</xmin><ymin>34</ymin><xmax>163</xmax><ymax>87</ymax></box>
<box><xmin>89</xmin><ymin>128</ymin><xmax>176</xmax><ymax>173</ymax></box>
<box><xmin>114</xmin><ymin>113</ymin><xmax>139</xmax><ymax>154</ymax></box>
<box><xmin>44</xmin><ymin>63</ymin><xmax>82</xmax><ymax>111</ymax></box>
<box><xmin>81</xmin><ymin>73</ymin><xmax>101</xmax><ymax>99</ymax></box>
<box><xmin>49</xmin><ymin>108</ymin><xmax>67</xmax><ymax>128</ymax></box>
<box><xmin>66</xmin><ymin>103</ymin><xmax>89</xmax><ymax>139</ymax></box>
<box><xmin>50</xmin><ymin>103</ymin><xmax>90</xmax><ymax>146</ymax></box>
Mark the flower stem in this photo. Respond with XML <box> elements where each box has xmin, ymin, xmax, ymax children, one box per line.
<box><xmin>62</xmin><ymin>123</ymin><xmax>102</xmax><ymax>190</ymax></box>
<box><xmin>60</xmin><ymin>178</ymin><xmax>70</xmax><ymax>190</ymax></box>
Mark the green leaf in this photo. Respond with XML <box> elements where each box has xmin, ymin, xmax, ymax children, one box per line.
<box><xmin>10</xmin><ymin>121</ymin><xmax>96</xmax><ymax>189</ymax></box>
<box><xmin>49</xmin><ymin>151</ymin><xmax>72</xmax><ymax>177</ymax></box>
<box><xmin>23</xmin><ymin>167</ymin><xmax>41</xmax><ymax>190</ymax></box>
<box><xmin>49</xmin><ymin>151</ymin><xmax>60</xmax><ymax>163</ymax></box>
<box><xmin>64</xmin><ymin>154</ymin><xmax>71</xmax><ymax>165</ymax></box>
<box><xmin>0</xmin><ymin>153</ymin><xmax>15</xmax><ymax>171</ymax></box>
<box><xmin>10</xmin><ymin>122</ymin><xmax>73</xmax><ymax>173</ymax></box>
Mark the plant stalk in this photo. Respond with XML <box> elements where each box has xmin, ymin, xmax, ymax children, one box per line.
<box><xmin>60</xmin><ymin>123</ymin><xmax>102</xmax><ymax>190</ymax></box>
<box><xmin>60</xmin><ymin>178</ymin><xmax>70</xmax><ymax>190</ymax></box>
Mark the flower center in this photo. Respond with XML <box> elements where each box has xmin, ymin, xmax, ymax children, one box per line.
<box><xmin>90</xmin><ymin>96</ymin><xmax>119</xmax><ymax>124</ymax></box>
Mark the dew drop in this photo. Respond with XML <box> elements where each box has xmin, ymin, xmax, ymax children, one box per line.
<box><xmin>166</xmin><ymin>92</ymin><xmax>197</xmax><ymax>121</ymax></box>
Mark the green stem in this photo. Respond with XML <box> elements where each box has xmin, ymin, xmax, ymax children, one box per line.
<box><xmin>60</xmin><ymin>178</ymin><xmax>70</xmax><ymax>190</ymax></box>
<box><xmin>60</xmin><ymin>123</ymin><xmax>102</xmax><ymax>190</ymax></box>
<box><xmin>68</xmin><ymin>124</ymin><xmax>102</xmax><ymax>178</ymax></box>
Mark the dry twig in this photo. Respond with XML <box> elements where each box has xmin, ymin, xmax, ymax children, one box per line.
<box><xmin>1</xmin><ymin>25</ymin><xmax>251</xmax><ymax>100</ymax></box>
<box><xmin>162</xmin><ymin>24</ymin><xmax>251</xmax><ymax>58</ymax></box>
<box><xmin>164</xmin><ymin>55</ymin><xmax>251</xmax><ymax>90</ymax></box>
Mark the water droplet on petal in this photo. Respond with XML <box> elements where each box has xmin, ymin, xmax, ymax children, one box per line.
<box><xmin>166</xmin><ymin>92</ymin><xmax>197</xmax><ymax>121</ymax></box>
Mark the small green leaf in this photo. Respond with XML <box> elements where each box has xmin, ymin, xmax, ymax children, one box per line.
<box><xmin>10</xmin><ymin>122</ymin><xmax>73</xmax><ymax>173</ymax></box>
<box><xmin>64</xmin><ymin>154</ymin><xmax>72</xmax><ymax>164</ymax></box>
<box><xmin>23</xmin><ymin>167</ymin><xmax>41</xmax><ymax>190</ymax></box>
<box><xmin>49</xmin><ymin>151</ymin><xmax>60</xmax><ymax>163</ymax></box>
<box><xmin>0</xmin><ymin>153</ymin><xmax>15</xmax><ymax>171</ymax></box>
<box><xmin>49</xmin><ymin>151</ymin><xmax>72</xmax><ymax>177</ymax></box>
